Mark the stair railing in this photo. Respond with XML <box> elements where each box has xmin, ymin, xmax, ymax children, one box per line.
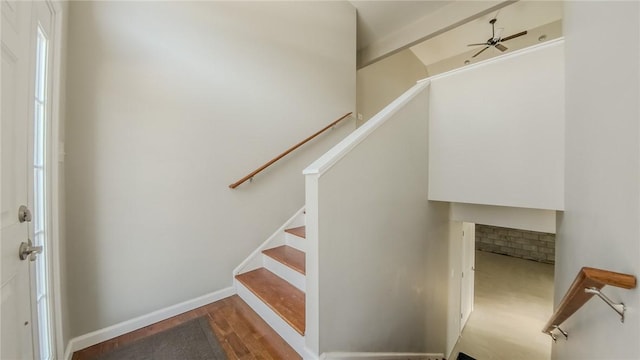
<box><xmin>543</xmin><ymin>267</ymin><xmax>636</xmax><ymax>341</ymax></box>
<box><xmin>228</xmin><ymin>112</ymin><xmax>352</xmax><ymax>189</ymax></box>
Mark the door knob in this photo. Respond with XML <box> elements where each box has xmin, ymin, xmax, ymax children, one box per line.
<box><xmin>19</xmin><ymin>239</ymin><xmax>42</xmax><ymax>261</ymax></box>
<box><xmin>18</xmin><ymin>205</ymin><xmax>32</xmax><ymax>223</ymax></box>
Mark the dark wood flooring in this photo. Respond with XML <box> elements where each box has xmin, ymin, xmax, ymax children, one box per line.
<box><xmin>72</xmin><ymin>295</ymin><xmax>301</xmax><ymax>360</ymax></box>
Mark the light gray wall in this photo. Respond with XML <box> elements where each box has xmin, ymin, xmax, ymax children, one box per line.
<box><xmin>310</xmin><ymin>85</ymin><xmax>450</xmax><ymax>353</ymax></box>
<box><xmin>64</xmin><ymin>1</ymin><xmax>355</xmax><ymax>337</ymax></box>
<box><xmin>356</xmin><ymin>49</ymin><xmax>427</xmax><ymax>126</ymax></box>
<box><xmin>428</xmin><ymin>41</ymin><xmax>565</xmax><ymax>211</ymax></box>
<box><xmin>554</xmin><ymin>2</ymin><xmax>640</xmax><ymax>359</ymax></box>
<box><xmin>450</xmin><ymin>203</ymin><xmax>556</xmax><ymax>234</ymax></box>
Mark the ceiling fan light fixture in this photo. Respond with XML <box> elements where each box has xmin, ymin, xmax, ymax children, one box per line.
<box><xmin>538</xmin><ymin>34</ymin><xmax>547</xmax><ymax>42</ymax></box>
<box><xmin>464</xmin><ymin>60</ymin><xmax>470</xmax><ymax>65</ymax></box>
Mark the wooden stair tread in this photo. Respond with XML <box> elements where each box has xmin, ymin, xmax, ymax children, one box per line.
<box><xmin>235</xmin><ymin>268</ymin><xmax>305</xmax><ymax>335</ymax></box>
<box><xmin>263</xmin><ymin>246</ymin><xmax>306</xmax><ymax>274</ymax></box>
<box><xmin>285</xmin><ymin>226</ymin><xmax>306</xmax><ymax>239</ymax></box>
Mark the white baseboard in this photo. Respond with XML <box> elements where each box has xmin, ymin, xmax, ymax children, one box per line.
<box><xmin>63</xmin><ymin>286</ymin><xmax>235</xmax><ymax>360</ymax></box>
<box><xmin>320</xmin><ymin>352</ymin><xmax>446</xmax><ymax>360</ymax></box>
<box><xmin>285</xmin><ymin>231</ymin><xmax>308</xmax><ymax>252</ymax></box>
<box><xmin>302</xmin><ymin>346</ymin><xmax>320</xmax><ymax>360</ymax></box>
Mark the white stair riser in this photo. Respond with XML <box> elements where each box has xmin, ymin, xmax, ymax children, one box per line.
<box><xmin>286</xmin><ymin>233</ymin><xmax>307</xmax><ymax>252</ymax></box>
<box><xmin>263</xmin><ymin>255</ymin><xmax>306</xmax><ymax>292</ymax></box>
<box><xmin>289</xmin><ymin>217</ymin><xmax>306</xmax><ymax>229</ymax></box>
<box><xmin>238</xmin><ymin>235</ymin><xmax>287</xmax><ymax>275</ymax></box>
<box><xmin>235</xmin><ymin>280</ymin><xmax>307</xmax><ymax>357</ymax></box>
<box><xmin>233</xmin><ymin>207</ymin><xmax>305</xmax><ymax>276</ymax></box>
<box><xmin>289</xmin><ymin>211</ymin><xmax>305</xmax><ymax>228</ymax></box>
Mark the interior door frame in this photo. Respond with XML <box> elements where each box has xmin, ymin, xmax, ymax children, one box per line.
<box><xmin>460</xmin><ymin>222</ymin><xmax>475</xmax><ymax>331</ymax></box>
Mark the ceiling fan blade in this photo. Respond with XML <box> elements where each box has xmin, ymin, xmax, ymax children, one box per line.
<box><xmin>472</xmin><ymin>46</ymin><xmax>490</xmax><ymax>58</ymax></box>
<box><xmin>501</xmin><ymin>30</ymin><xmax>528</xmax><ymax>42</ymax></box>
<box><xmin>495</xmin><ymin>43</ymin><xmax>508</xmax><ymax>52</ymax></box>
<box><xmin>467</xmin><ymin>43</ymin><xmax>488</xmax><ymax>46</ymax></box>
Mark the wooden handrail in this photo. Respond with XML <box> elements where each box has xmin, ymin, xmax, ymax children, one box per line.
<box><xmin>229</xmin><ymin>112</ymin><xmax>352</xmax><ymax>189</ymax></box>
<box><xmin>542</xmin><ymin>267</ymin><xmax>636</xmax><ymax>334</ymax></box>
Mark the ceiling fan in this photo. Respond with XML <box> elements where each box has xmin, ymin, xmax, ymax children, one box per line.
<box><xmin>467</xmin><ymin>18</ymin><xmax>528</xmax><ymax>58</ymax></box>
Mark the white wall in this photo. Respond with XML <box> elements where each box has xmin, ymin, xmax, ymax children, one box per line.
<box><xmin>356</xmin><ymin>49</ymin><xmax>427</xmax><ymax>126</ymax></box>
<box><xmin>428</xmin><ymin>41</ymin><xmax>565</xmax><ymax>211</ymax></box>
<box><xmin>305</xmin><ymin>82</ymin><xmax>450</xmax><ymax>354</ymax></box>
<box><xmin>450</xmin><ymin>203</ymin><xmax>556</xmax><ymax>234</ymax></box>
<box><xmin>64</xmin><ymin>1</ymin><xmax>355</xmax><ymax>337</ymax></box>
<box><xmin>553</xmin><ymin>2</ymin><xmax>640</xmax><ymax>359</ymax></box>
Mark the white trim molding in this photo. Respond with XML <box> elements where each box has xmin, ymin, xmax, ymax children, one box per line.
<box><xmin>63</xmin><ymin>287</ymin><xmax>235</xmax><ymax>360</ymax></box>
<box><xmin>321</xmin><ymin>352</ymin><xmax>445</xmax><ymax>360</ymax></box>
<box><xmin>45</xmin><ymin>1</ymin><xmax>66</xmax><ymax>359</ymax></box>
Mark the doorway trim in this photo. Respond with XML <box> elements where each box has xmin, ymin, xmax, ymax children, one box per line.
<box><xmin>46</xmin><ymin>1</ymin><xmax>65</xmax><ymax>358</ymax></box>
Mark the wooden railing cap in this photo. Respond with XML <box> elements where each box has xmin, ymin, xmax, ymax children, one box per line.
<box><xmin>542</xmin><ymin>266</ymin><xmax>636</xmax><ymax>335</ymax></box>
<box><xmin>580</xmin><ymin>267</ymin><xmax>636</xmax><ymax>289</ymax></box>
<box><xmin>229</xmin><ymin>112</ymin><xmax>353</xmax><ymax>189</ymax></box>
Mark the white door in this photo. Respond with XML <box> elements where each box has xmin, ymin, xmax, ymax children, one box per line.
<box><xmin>2</xmin><ymin>1</ymin><xmax>54</xmax><ymax>359</ymax></box>
<box><xmin>460</xmin><ymin>222</ymin><xmax>475</xmax><ymax>331</ymax></box>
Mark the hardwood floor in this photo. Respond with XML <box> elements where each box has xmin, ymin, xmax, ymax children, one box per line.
<box><xmin>72</xmin><ymin>295</ymin><xmax>301</xmax><ymax>360</ymax></box>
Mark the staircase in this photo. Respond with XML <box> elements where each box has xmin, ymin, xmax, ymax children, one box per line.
<box><xmin>233</xmin><ymin>208</ymin><xmax>310</xmax><ymax>357</ymax></box>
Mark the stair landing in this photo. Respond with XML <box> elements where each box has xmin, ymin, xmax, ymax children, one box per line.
<box><xmin>235</xmin><ymin>268</ymin><xmax>305</xmax><ymax>335</ymax></box>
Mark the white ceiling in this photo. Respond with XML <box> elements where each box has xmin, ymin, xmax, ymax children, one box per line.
<box><xmin>349</xmin><ymin>1</ymin><xmax>451</xmax><ymax>50</ymax></box>
<box><xmin>350</xmin><ymin>1</ymin><xmax>564</xmax><ymax>68</ymax></box>
<box><xmin>410</xmin><ymin>1</ymin><xmax>563</xmax><ymax>66</ymax></box>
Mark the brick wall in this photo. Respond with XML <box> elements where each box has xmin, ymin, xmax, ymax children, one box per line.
<box><xmin>475</xmin><ymin>224</ymin><xmax>555</xmax><ymax>264</ymax></box>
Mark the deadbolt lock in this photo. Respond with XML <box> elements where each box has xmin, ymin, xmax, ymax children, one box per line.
<box><xmin>18</xmin><ymin>205</ymin><xmax>32</xmax><ymax>223</ymax></box>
